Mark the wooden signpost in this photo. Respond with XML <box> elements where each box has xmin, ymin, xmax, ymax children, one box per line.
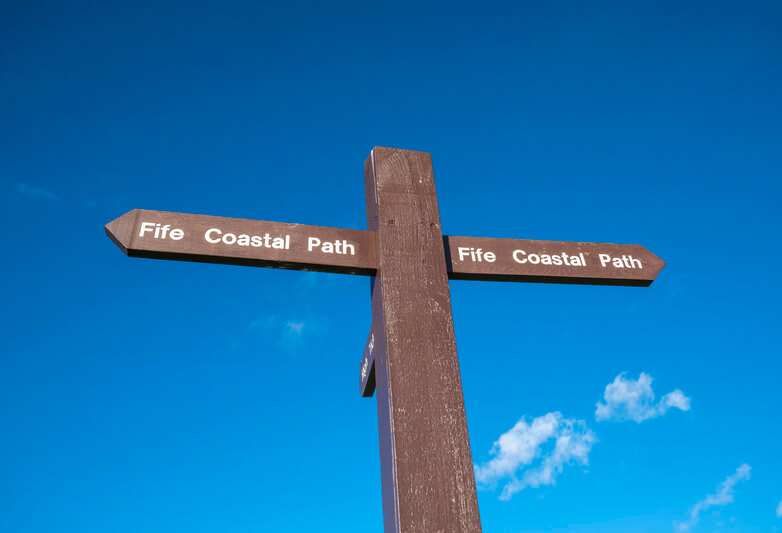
<box><xmin>106</xmin><ymin>147</ymin><xmax>665</xmax><ymax>532</ymax></box>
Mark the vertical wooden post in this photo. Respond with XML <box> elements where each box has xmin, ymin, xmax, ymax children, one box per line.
<box><xmin>365</xmin><ymin>147</ymin><xmax>482</xmax><ymax>532</ymax></box>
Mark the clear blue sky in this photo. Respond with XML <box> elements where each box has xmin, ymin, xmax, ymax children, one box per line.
<box><xmin>2</xmin><ymin>2</ymin><xmax>780</xmax><ymax>532</ymax></box>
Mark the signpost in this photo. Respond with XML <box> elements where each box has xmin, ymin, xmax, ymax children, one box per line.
<box><xmin>106</xmin><ymin>146</ymin><xmax>665</xmax><ymax>532</ymax></box>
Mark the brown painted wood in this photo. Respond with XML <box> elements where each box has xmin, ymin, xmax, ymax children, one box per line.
<box><xmin>104</xmin><ymin>149</ymin><xmax>668</xmax><ymax>533</ymax></box>
<box><xmin>445</xmin><ymin>235</ymin><xmax>665</xmax><ymax>286</ymax></box>
<box><xmin>105</xmin><ymin>211</ymin><xmax>666</xmax><ymax>286</ymax></box>
<box><xmin>365</xmin><ymin>147</ymin><xmax>482</xmax><ymax>532</ymax></box>
<box><xmin>105</xmin><ymin>209</ymin><xmax>376</xmax><ymax>275</ymax></box>
<box><xmin>103</xmin><ymin>148</ymin><xmax>669</xmax><ymax>533</ymax></box>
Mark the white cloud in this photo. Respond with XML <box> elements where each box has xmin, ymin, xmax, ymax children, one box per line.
<box><xmin>474</xmin><ymin>412</ymin><xmax>597</xmax><ymax>500</ymax></box>
<box><xmin>246</xmin><ymin>314</ymin><xmax>323</xmax><ymax>352</ymax></box>
<box><xmin>595</xmin><ymin>372</ymin><xmax>691</xmax><ymax>423</ymax></box>
<box><xmin>286</xmin><ymin>321</ymin><xmax>304</xmax><ymax>334</ymax></box>
<box><xmin>675</xmin><ymin>464</ymin><xmax>751</xmax><ymax>531</ymax></box>
<box><xmin>777</xmin><ymin>500</ymin><xmax>782</xmax><ymax>518</ymax></box>
<box><xmin>15</xmin><ymin>183</ymin><xmax>57</xmax><ymax>201</ymax></box>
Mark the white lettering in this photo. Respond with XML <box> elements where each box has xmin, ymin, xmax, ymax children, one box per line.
<box><xmin>308</xmin><ymin>237</ymin><xmax>357</xmax><ymax>255</ymax></box>
<box><xmin>597</xmin><ymin>253</ymin><xmax>640</xmax><ymax>269</ymax></box>
<box><xmin>138</xmin><ymin>222</ymin><xmax>184</xmax><ymax>240</ymax></box>
<box><xmin>513</xmin><ymin>249</ymin><xmax>588</xmax><ymax>267</ymax></box>
<box><xmin>205</xmin><ymin>227</ymin><xmax>291</xmax><ymax>249</ymax></box>
<box><xmin>139</xmin><ymin>222</ymin><xmax>155</xmax><ymax>237</ymax></box>
<box><xmin>205</xmin><ymin>228</ymin><xmax>222</xmax><ymax>243</ymax></box>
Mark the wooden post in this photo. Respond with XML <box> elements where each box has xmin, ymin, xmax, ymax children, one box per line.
<box><xmin>106</xmin><ymin>146</ymin><xmax>665</xmax><ymax>532</ymax></box>
<box><xmin>365</xmin><ymin>147</ymin><xmax>482</xmax><ymax>532</ymax></box>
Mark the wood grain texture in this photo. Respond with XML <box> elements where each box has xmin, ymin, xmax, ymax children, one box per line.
<box><xmin>106</xmin><ymin>211</ymin><xmax>666</xmax><ymax>285</ymax></box>
<box><xmin>445</xmin><ymin>235</ymin><xmax>665</xmax><ymax>286</ymax></box>
<box><xmin>103</xmin><ymin>149</ymin><xmax>667</xmax><ymax>533</ymax></box>
<box><xmin>105</xmin><ymin>209</ymin><xmax>376</xmax><ymax>275</ymax></box>
<box><xmin>366</xmin><ymin>147</ymin><xmax>481</xmax><ymax>532</ymax></box>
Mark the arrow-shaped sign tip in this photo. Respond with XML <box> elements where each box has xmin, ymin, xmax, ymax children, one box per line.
<box><xmin>643</xmin><ymin>247</ymin><xmax>667</xmax><ymax>285</ymax></box>
<box><xmin>105</xmin><ymin>209</ymin><xmax>138</xmax><ymax>255</ymax></box>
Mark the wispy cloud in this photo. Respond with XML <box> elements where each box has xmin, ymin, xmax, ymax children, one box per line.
<box><xmin>474</xmin><ymin>412</ymin><xmax>596</xmax><ymax>500</ymax></box>
<box><xmin>777</xmin><ymin>500</ymin><xmax>782</xmax><ymax>518</ymax></box>
<box><xmin>675</xmin><ymin>464</ymin><xmax>751</xmax><ymax>531</ymax></box>
<box><xmin>247</xmin><ymin>314</ymin><xmax>323</xmax><ymax>352</ymax></box>
<box><xmin>286</xmin><ymin>321</ymin><xmax>304</xmax><ymax>335</ymax></box>
<box><xmin>15</xmin><ymin>183</ymin><xmax>57</xmax><ymax>201</ymax></box>
<box><xmin>595</xmin><ymin>372</ymin><xmax>690</xmax><ymax>423</ymax></box>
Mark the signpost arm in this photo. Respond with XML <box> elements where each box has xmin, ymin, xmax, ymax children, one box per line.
<box><xmin>359</xmin><ymin>328</ymin><xmax>376</xmax><ymax>398</ymax></box>
<box><xmin>365</xmin><ymin>147</ymin><xmax>482</xmax><ymax>532</ymax></box>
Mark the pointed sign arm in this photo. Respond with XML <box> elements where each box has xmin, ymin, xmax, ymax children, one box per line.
<box><xmin>106</xmin><ymin>209</ymin><xmax>664</xmax><ymax>286</ymax></box>
<box><xmin>105</xmin><ymin>209</ymin><xmax>377</xmax><ymax>275</ymax></box>
<box><xmin>359</xmin><ymin>328</ymin><xmax>376</xmax><ymax>398</ymax></box>
<box><xmin>445</xmin><ymin>235</ymin><xmax>665</xmax><ymax>287</ymax></box>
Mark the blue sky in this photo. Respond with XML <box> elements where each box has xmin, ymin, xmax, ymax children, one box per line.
<box><xmin>1</xmin><ymin>1</ymin><xmax>780</xmax><ymax>532</ymax></box>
